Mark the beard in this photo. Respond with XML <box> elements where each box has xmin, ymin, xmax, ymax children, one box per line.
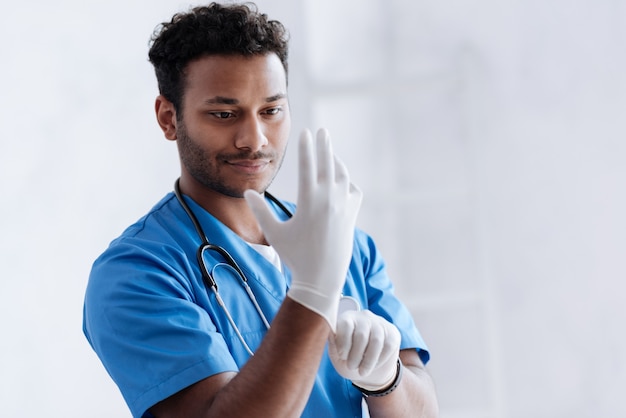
<box><xmin>176</xmin><ymin>123</ymin><xmax>285</xmax><ymax>198</ymax></box>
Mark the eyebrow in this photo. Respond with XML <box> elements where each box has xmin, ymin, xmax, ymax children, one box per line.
<box><xmin>204</xmin><ymin>96</ymin><xmax>238</xmax><ymax>105</ymax></box>
<box><xmin>265</xmin><ymin>93</ymin><xmax>287</xmax><ymax>102</ymax></box>
<box><xmin>204</xmin><ymin>93</ymin><xmax>287</xmax><ymax>105</ymax></box>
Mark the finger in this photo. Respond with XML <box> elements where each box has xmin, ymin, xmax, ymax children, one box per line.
<box><xmin>346</xmin><ymin>315</ymin><xmax>371</xmax><ymax>371</ymax></box>
<box><xmin>244</xmin><ymin>189</ymin><xmax>280</xmax><ymax>237</ymax></box>
<box><xmin>358</xmin><ymin>319</ymin><xmax>385</xmax><ymax>376</ymax></box>
<box><xmin>298</xmin><ymin>129</ymin><xmax>315</xmax><ymax>204</ymax></box>
<box><xmin>334</xmin><ymin>154</ymin><xmax>350</xmax><ymax>188</ymax></box>
<box><xmin>328</xmin><ymin>332</ymin><xmax>341</xmax><ymax>361</ymax></box>
<box><xmin>334</xmin><ymin>311</ymin><xmax>357</xmax><ymax>360</ymax></box>
<box><xmin>347</xmin><ymin>181</ymin><xmax>363</xmax><ymax>216</ymax></box>
<box><xmin>316</xmin><ymin>128</ymin><xmax>335</xmax><ymax>184</ymax></box>
<box><xmin>349</xmin><ymin>181</ymin><xmax>362</xmax><ymax>200</ymax></box>
<box><xmin>378</xmin><ymin>322</ymin><xmax>402</xmax><ymax>366</ymax></box>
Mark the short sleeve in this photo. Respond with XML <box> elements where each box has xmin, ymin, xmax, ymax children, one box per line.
<box><xmin>348</xmin><ymin>230</ymin><xmax>430</xmax><ymax>365</ymax></box>
<box><xmin>83</xmin><ymin>238</ymin><xmax>238</xmax><ymax>417</ymax></box>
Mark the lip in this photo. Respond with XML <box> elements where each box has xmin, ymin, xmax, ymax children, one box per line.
<box><xmin>226</xmin><ymin>159</ymin><xmax>271</xmax><ymax>174</ymax></box>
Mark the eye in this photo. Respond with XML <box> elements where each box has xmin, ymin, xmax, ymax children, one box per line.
<box><xmin>263</xmin><ymin>107</ymin><xmax>283</xmax><ymax>116</ymax></box>
<box><xmin>210</xmin><ymin>111</ymin><xmax>235</xmax><ymax>119</ymax></box>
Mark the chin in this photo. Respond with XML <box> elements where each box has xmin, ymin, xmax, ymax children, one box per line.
<box><xmin>244</xmin><ymin>180</ymin><xmax>272</xmax><ymax>195</ymax></box>
<box><xmin>225</xmin><ymin>184</ymin><xmax>269</xmax><ymax>199</ymax></box>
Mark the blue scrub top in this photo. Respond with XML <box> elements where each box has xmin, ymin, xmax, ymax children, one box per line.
<box><xmin>83</xmin><ymin>192</ymin><xmax>429</xmax><ymax>418</ymax></box>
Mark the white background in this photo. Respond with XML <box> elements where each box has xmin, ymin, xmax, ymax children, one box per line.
<box><xmin>1</xmin><ymin>1</ymin><xmax>625</xmax><ymax>417</ymax></box>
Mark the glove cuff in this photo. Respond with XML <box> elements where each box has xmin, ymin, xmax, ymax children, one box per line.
<box><xmin>352</xmin><ymin>358</ymin><xmax>403</xmax><ymax>397</ymax></box>
<box><xmin>287</xmin><ymin>286</ymin><xmax>340</xmax><ymax>331</ymax></box>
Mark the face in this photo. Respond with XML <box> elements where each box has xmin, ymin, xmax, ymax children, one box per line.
<box><xmin>173</xmin><ymin>53</ymin><xmax>290</xmax><ymax>198</ymax></box>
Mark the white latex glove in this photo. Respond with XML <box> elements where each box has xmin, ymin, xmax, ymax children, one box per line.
<box><xmin>244</xmin><ymin>128</ymin><xmax>362</xmax><ymax>329</ymax></box>
<box><xmin>329</xmin><ymin>309</ymin><xmax>402</xmax><ymax>391</ymax></box>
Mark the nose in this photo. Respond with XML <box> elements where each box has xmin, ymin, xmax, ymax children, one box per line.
<box><xmin>235</xmin><ymin>114</ymin><xmax>268</xmax><ymax>152</ymax></box>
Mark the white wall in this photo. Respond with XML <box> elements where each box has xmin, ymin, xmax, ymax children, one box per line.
<box><xmin>1</xmin><ymin>0</ymin><xmax>625</xmax><ymax>417</ymax></box>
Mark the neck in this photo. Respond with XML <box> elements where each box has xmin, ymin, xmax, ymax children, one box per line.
<box><xmin>177</xmin><ymin>176</ymin><xmax>268</xmax><ymax>245</ymax></box>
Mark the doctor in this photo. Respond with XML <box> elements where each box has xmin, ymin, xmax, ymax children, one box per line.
<box><xmin>83</xmin><ymin>2</ymin><xmax>439</xmax><ymax>417</ymax></box>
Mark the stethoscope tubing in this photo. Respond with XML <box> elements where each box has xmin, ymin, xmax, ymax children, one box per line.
<box><xmin>173</xmin><ymin>179</ymin><xmax>292</xmax><ymax>356</ymax></box>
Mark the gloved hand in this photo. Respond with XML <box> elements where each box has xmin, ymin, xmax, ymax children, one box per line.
<box><xmin>244</xmin><ymin>128</ymin><xmax>362</xmax><ymax>329</ymax></box>
<box><xmin>328</xmin><ymin>309</ymin><xmax>401</xmax><ymax>391</ymax></box>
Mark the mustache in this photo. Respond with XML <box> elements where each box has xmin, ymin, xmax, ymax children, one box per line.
<box><xmin>218</xmin><ymin>151</ymin><xmax>277</xmax><ymax>160</ymax></box>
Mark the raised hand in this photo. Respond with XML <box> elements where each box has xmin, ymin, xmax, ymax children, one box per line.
<box><xmin>244</xmin><ymin>128</ymin><xmax>362</xmax><ymax>329</ymax></box>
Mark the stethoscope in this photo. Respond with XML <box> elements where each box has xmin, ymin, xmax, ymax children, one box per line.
<box><xmin>173</xmin><ymin>179</ymin><xmax>293</xmax><ymax>357</ymax></box>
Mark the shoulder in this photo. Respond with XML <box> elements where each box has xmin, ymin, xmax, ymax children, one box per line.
<box><xmin>88</xmin><ymin>193</ymin><xmax>196</xmax><ymax>295</ymax></box>
<box><xmin>111</xmin><ymin>192</ymin><xmax>181</xmax><ymax>243</ymax></box>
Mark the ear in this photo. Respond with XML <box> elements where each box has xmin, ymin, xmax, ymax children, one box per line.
<box><xmin>155</xmin><ymin>95</ymin><xmax>178</xmax><ymax>141</ymax></box>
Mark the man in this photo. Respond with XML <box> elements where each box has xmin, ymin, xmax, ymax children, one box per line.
<box><xmin>83</xmin><ymin>3</ymin><xmax>439</xmax><ymax>417</ymax></box>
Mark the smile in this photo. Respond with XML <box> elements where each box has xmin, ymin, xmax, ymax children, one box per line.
<box><xmin>226</xmin><ymin>159</ymin><xmax>271</xmax><ymax>174</ymax></box>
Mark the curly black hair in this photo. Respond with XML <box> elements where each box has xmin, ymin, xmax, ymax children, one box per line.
<box><xmin>148</xmin><ymin>2</ymin><xmax>289</xmax><ymax>117</ymax></box>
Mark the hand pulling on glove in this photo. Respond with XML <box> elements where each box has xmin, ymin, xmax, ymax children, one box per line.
<box><xmin>244</xmin><ymin>128</ymin><xmax>362</xmax><ymax>329</ymax></box>
<box><xmin>329</xmin><ymin>307</ymin><xmax>402</xmax><ymax>393</ymax></box>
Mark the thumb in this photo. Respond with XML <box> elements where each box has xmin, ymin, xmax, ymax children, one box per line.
<box><xmin>327</xmin><ymin>332</ymin><xmax>341</xmax><ymax>363</ymax></box>
<box><xmin>244</xmin><ymin>189</ymin><xmax>280</xmax><ymax>234</ymax></box>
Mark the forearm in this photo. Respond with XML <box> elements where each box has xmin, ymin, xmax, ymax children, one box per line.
<box><xmin>365</xmin><ymin>350</ymin><xmax>439</xmax><ymax>418</ymax></box>
<box><xmin>208</xmin><ymin>298</ymin><xmax>330</xmax><ymax>417</ymax></box>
